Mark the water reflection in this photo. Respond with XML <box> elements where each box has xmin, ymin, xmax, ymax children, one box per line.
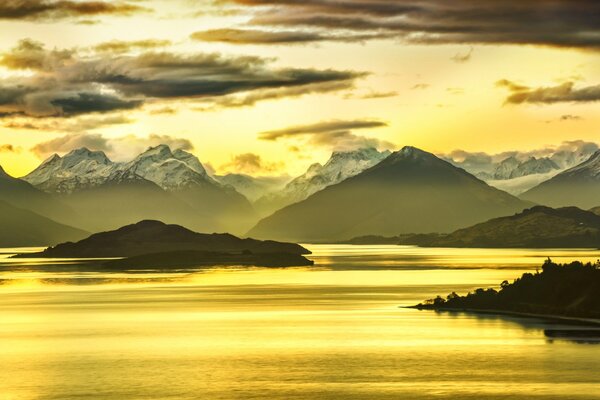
<box><xmin>1</xmin><ymin>245</ymin><xmax>600</xmax><ymax>399</ymax></box>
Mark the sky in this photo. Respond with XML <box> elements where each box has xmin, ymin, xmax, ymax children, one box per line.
<box><xmin>0</xmin><ymin>0</ymin><xmax>599</xmax><ymax>178</ymax></box>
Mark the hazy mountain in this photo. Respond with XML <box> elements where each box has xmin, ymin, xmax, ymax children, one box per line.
<box><xmin>23</xmin><ymin>145</ymin><xmax>256</xmax><ymax>234</ymax></box>
<box><xmin>448</xmin><ymin>145</ymin><xmax>597</xmax><ymax>195</ymax></box>
<box><xmin>216</xmin><ymin>173</ymin><xmax>289</xmax><ymax>202</ymax></box>
<box><xmin>423</xmin><ymin>206</ymin><xmax>600</xmax><ymax>248</ymax></box>
<box><xmin>22</xmin><ymin>219</ymin><xmax>310</xmax><ymax>258</ymax></box>
<box><xmin>0</xmin><ymin>200</ymin><xmax>88</xmax><ymax>247</ymax></box>
<box><xmin>255</xmin><ymin>147</ymin><xmax>391</xmax><ymax>215</ymax></box>
<box><xmin>248</xmin><ymin>146</ymin><xmax>531</xmax><ymax>242</ymax></box>
<box><xmin>0</xmin><ymin>165</ymin><xmax>74</xmax><ymax>223</ymax></box>
<box><xmin>492</xmin><ymin>156</ymin><xmax>520</xmax><ymax>180</ymax></box>
<box><xmin>521</xmin><ymin>150</ymin><xmax>600</xmax><ymax>209</ymax></box>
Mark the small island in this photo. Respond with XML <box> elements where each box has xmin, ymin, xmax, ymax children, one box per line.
<box><xmin>411</xmin><ymin>259</ymin><xmax>600</xmax><ymax>323</ymax></box>
<box><xmin>13</xmin><ymin>220</ymin><xmax>314</xmax><ymax>269</ymax></box>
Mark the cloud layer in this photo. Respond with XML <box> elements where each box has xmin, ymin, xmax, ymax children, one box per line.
<box><xmin>259</xmin><ymin>119</ymin><xmax>393</xmax><ymax>151</ymax></box>
<box><xmin>221</xmin><ymin>0</ymin><xmax>600</xmax><ymax>50</ymax></box>
<box><xmin>497</xmin><ymin>80</ymin><xmax>600</xmax><ymax>104</ymax></box>
<box><xmin>0</xmin><ymin>0</ymin><xmax>148</xmax><ymax>21</ymax></box>
<box><xmin>31</xmin><ymin>133</ymin><xmax>194</xmax><ymax>161</ymax></box>
<box><xmin>0</xmin><ymin>38</ymin><xmax>363</xmax><ymax>118</ymax></box>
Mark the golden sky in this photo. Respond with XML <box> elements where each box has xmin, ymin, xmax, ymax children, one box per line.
<box><xmin>0</xmin><ymin>0</ymin><xmax>599</xmax><ymax>177</ymax></box>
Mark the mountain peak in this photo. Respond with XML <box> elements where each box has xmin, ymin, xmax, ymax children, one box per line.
<box><xmin>138</xmin><ymin>144</ymin><xmax>174</xmax><ymax>160</ymax></box>
<box><xmin>63</xmin><ymin>147</ymin><xmax>112</xmax><ymax>165</ymax></box>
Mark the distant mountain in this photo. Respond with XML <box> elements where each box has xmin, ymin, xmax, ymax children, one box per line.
<box><xmin>521</xmin><ymin>151</ymin><xmax>600</xmax><ymax>209</ymax></box>
<box><xmin>20</xmin><ymin>220</ymin><xmax>310</xmax><ymax>258</ymax></box>
<box><xmin>248</xmin><ymin>146</ymin><xmax>531</xmax><ymax>242</ymax></box>
<box><xmin>423</xmin><ymin>206</ymin><xmax>600</xmax><ymax>248</ymax></box>
<box><xmin>216</xmin><ymin>173</ymin><xmax>289</xmax><ymax>202</ymax></box>
<box><xmin>0</xmin><ymin>165</ymin><xmax>74</xmax><ymax>223</ymax></box>
<box><xmin>255</xmin><ymin>147</ymin><xmax>390</xmax><ymax>215</ymax></box>
<box><xmin>492</xmin><ymin>157</ymin><xmax>559</xmax><ymax>180</ymax></box>
<box><xmin>23</xmin><ymin>145</ymin><xmax>256</xmax><ymax>233</ymax></box>
<box><xmin>448</xmin><ymin>145</ymin><xmax>597</xmax><ymax>195</ymax></box>
<box><xmin>0</xmin><ymin>200</ymin><xmax>88</xmax><ymax>247</ymax></box>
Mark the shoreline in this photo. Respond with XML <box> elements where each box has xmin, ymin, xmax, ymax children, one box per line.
<box><xmin>405</xmin><ymin>305</ymin><xmax>600</xmax><ymax>327</ymax></box>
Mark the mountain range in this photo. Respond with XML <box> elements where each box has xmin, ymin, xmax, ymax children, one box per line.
<box><xmin>3</xmin><ymin>141</ymin><xmax>600</xmax><ymax>247</ymax></box>
<box><xmin>521</xmin><ymin>150</ymin><xmax>600</xmax><ymax>209</ymax></box>
<box><xmin>23</xmin><ymin>145</ymin><xmax>255</xmax><ymax>234</ymax></box>
<box><xmin>248</xmin><ymin>147</ymin><xmax>532</xmax><ymax>242</ymax></box>
<box><xmin>449</xmin><ymin>146</ymin><xmax>597</xmax><ymax>195</ymax></box>
<box><xmin>254</xmin><ymin>147</ymin><xmax>391</xmax><ymax>216</ymax></box>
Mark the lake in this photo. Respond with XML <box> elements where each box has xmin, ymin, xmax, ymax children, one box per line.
<box><xmin>1</xmin><ymin>245</ymin><xmax>600</xmax><ymax>399</ymax></box>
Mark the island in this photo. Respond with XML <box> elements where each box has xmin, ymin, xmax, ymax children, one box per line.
<box><xmin>13</xmin><ymin>220</ymin><xmax>314</xmax><ymax>269</ymax></box>
<box><xmin>411</xmin><ymin>259</ymin><xmax>600</xmax><ymax>322</ymax></box>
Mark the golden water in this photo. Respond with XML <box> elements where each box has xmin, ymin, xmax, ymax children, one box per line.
<box><xmin>1</xmin><ymin>245</ymin><xmax>599</xmax><ymax>399</ymax></box>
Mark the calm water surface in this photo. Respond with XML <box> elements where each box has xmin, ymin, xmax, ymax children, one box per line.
<box><xmin>1</xmin><ymin>245</ymin><xmax>600</xmax><ymax>399</ymax></box>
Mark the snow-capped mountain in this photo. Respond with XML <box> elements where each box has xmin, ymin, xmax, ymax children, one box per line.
<box><xmin>118</xmin><ymin>145</ymin><xmax>219</xmax><ymax>191</ymax></box>
<box><xmin>22</xmin><ymin>145</ymin><xmax>256</xmax><ymax>234</ymax></box>
<box><xmin>521</xmin><ymin>150</ymin><xmax>600</xmax><ymax>209</ymax></box>
<box><xmin>492</xmin><ymin>157</ymin><xmax>559</xmax><ymax>180</ymax></box>
<box><xmin>255</xmin><ymin>147</ymin><xmax>391</xmax><ymax>215</ymax></box>
<box><xmin>24</xmin><ymin>145</ymin><xmax>225</xmax><ymax>194</ymax></box>
<box><xmin>24</xmin><ymin>148</ymin><xmax>116</xmax><ymax>193</ymax></box>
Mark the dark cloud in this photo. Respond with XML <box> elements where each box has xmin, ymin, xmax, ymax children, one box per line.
<box><xmin>93</xmin><ymin>39</ymin><xmax>172</xmax><ymax>54</ymax></box>
<box><xmin>0</xmin><ymin>0</ymin><xmax>148</xmax><ymax>21</ymax></box>
<box><xmin>31</xmin><ymin>133</ymin><xmax>194</xmax><ymax>161</ymax></box>
<box><xmin>411</xmin><ymin>83</ymin><xmax>429</xmax><ymax>90</ymax></box>
<box><xmin>259</xmin><ymin>119</ymin><xmax>393</xmax><ymax>150</ymax></box>
<box><xmin>0</xmin><ymin>39</ymin><xmax>362</xmax><ymax>118</ymax></box>
<box><xmin>0</xmin><ymin>144</ymin><xmax>20</xmax><ymax>153</ymax></box>
<box><xmin>220</xmin><ymin>153</ymin><xmax>283</xmax><ymax>174</ymax></box>
<box><xmin>222</xmin><ymin>0</ymin><xmax>600</xmax><ymax>50</ymax></box>
<box><xmin>560</xmin><ymin>114</ymin><xmax>583</xmax><ymax>121</ymax></box>
<box><xmin>191</xmin><ymin>28</ymin><xmax>389</xmax><ymax>44</ymax></box>
<box><xmin>497</xmin><ymin>80</ymin><xmax>600</xmax><ymax>104</ymax></box>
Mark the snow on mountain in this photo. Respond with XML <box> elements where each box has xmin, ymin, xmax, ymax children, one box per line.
<box><xmin>118</xmin><ymin>145</ymin><xmax>220</xmax><ymax>191</ymax></box>
<box><xmin>255</xmin><ymin>147</ymin><xmax>391</xmax><ymax>215</ymax></box>
<box><xmin>492</xmin><ymin>157</ymin><xmax>520</xmax><ymax>180</ymax></box>
<box><xmin>23</xmin><ymin>148</ymin><xmax>117</xmax><ymax>194</ymax></box>
<box><xmin>24</xmin><ymin>145</ymin><xmax>225</xmax><ymax>194</ymax></box>
<box><xmin>509</xmin><ymin>157</ymin><xmax>559</xmax><ymax>179</ymax></box>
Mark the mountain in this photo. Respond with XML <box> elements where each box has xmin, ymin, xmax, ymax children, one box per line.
<box><xmin>216</xmin><ymin>173</ymin><xmax>289</xmax><ymax>202</ymax></box>
<box><xmin>23</xmin><ymin>145</ymin><xmax>257</xmax><ymax>234</ymax></box>
<box><xmin>448</xmin><ymin>145</ymin><xmax>598</xmax><ymax>195</ymax></box>
<box><xmin>0</xmin><ymin>200</ymin><xmax>88</xmax><ymax>247</ymax></box>
<box><xmin>521</xmin><ymin>150</ymin><xmax>600</xmax><ymax>209</ymax></box>
<box><xmin>492</xmin><ymin>156</ymin><xmax>520</xmax><ymax>180</ymax></box>
<box><xmin>23</xmin><ymin>148</ymin><xmax>115</xmax><ymax>193</ymax></box>
<box><xmin>19</xmin><ymin>220</ymin><xmax>310</xmax><ymax>258</ymax></box>
<box><xmin>0</xmin><ymin>165</ymin><xmax>74</xmax><ymax>223</ymax></box>
<box><xmin>255</xmin><ymin>147</ymin><xmax>390</xmax><ymax>215</ymax></box>
<box><xmin>119</xmin><ymin>145</ymin><xmax>256</xmax><ymax>232</ymax></box>
<box><xmin>248</xmin><ymin>146</ymin><xmax>531</xmax><ymax>242</ymax></box>
<box><xmin>422</xmin><ymin>206</ymin><xmax>600</xmax><ymax>248</ymax></box>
